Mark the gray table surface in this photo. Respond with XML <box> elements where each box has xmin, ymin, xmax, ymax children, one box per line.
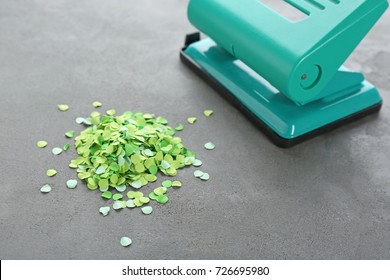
<box><xmin>1</xmin><ymin>0</ymin><xmax>389</xmax><ymax>260</ymax></box>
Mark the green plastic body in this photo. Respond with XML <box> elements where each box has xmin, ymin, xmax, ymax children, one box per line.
<box><xmin>188</xmin><ymin>0</ymin><xmax>389</xmax><ymax>104</ymax></box>
<box><xmin>183</xmin><ymin>38</ymin><xmax>382</xmax><ymax>140</ymax></box>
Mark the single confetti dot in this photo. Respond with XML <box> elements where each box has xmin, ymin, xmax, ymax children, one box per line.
<box><xmin>200</xmin><ymin>173</ymin><xmax>210</xmax><ymax>181</ymax></box>
<box><xmin>113</xmin><ymin>193</ymin><xmax>123</xmax><ymax>201</ymax></box>
<box><xmin>172</xmin><ymin>180</ymin><xmax>182</xmax><ymax>188</ymax></box>
<box><xmin>66</xmin><ymin>179</ymin><xmax>77</xmax><ymax>189</ymax></box>
<box><xmin>113</xmin><ymin>201</ymin><xmax>124</xmax><ymax>210</ymax></box>
<box><xmin>101</xmin><ymin>191</ymin><xmax>112</xmax><ymax>199</ymax></box>
<box><xmin>141</xmin><ymin>206</ymin><xmax>153</xmax><ymax>215</ymax></box>
<box><xmin>194</xmin><ymin>170</ymin><xmax>204</xmax><ymax>178</ymax></box>
<box><xmin>204</xmin><ymin>142</ymin><xmax>215</xmax><ymax>150</ymax></box>
<box><xmin>115</xmin><ymin>185</ymin><xmax>127</xmax><ymax>192</ymax></box>
<box><xmin>120</xmin><ymin>236</ymin><xmax>132</xmax><ymax>247</ymax></box>
<box><xmin>40</xmin><ymin>184</ymin><xmax>51</xmax><ymax>193</ymax></box>
<box><xmin>63</xmin><ymin>143</ymin><xmax>70</xmax><ymax>151</ymax></box>
<box><xmin>75</xmin><ymin>117</ymin><xmax>85</xmax><ymax>124</ymax></box>
<box><xmin>57</xmin><ymin>104</ymin><xmax>69</xmax><ymax>111</ymax></box>
<box><xmin>52</xmin><ymin>147</ymin><xmax>63</xmax><ymax>155</ymax></box>
<box><xmin>99</xmin><ymin>206</ymin><xmax>110</xmax><ymax>216</ymax></box>
<box><xmin>203</xmin><ymin>110</ymin><xmax>214</xmax><ymax>117</ymax></box>
<box><xmin>92</xmin><ymin>101</ymin><xmax>102</xmax><ymax>108</ymax></box>
<box><xmin>46</xmin><ymin>169</ymin><xmax>57</xmax><ymax>177</ymax></box>
<box><xmin>192</xmin><ymin>159</ymin><xmax>202</xmax><ymax>167</ymax></box>
<box><xmin>126</xmin><ymin>199</ymin><xmax>135</xmax><ymax>208</ymax></box>
<box><xmin>106</xmin><ymin>109</ymin><xmax>116</xmax><ymax>116</ymax></box>
<box><xmin>139</xmin><ymin>197</ymin><xmax>150</xmax><ymax>204</ymax></box>
<box><xmin>154</xmin><ymin>187</ymin><xmax>166</xmax><ymax>196</ymax></box>
<box><xmin>65</xmin><ymin>130</ymin><xmax>74</xmax><ymax>138</ymax></box>
<box><xmin>131</xmin><ymin>180</ymin><xmax>142</xmax><ymax>189</ymax></box>
<box><xmin>156</xmin><ymin>195</ymin><xmax>169</xmax><ymax>204</ymax></box>
<box><xmin>187</xmin><ymin>117</ymin><xmax>197</xmax><ymax>124</ymax></box>
<box><xmin>37</xmin><ymin>141</ymin><xmax>48</xmax><ymax>148</ymax></box>
<box><xmin>175</xmin><ymin>124</ymin><xmax>184</xmax><ymax>131</ymax></box>
<box><xmin>162</xmin><ymin>180</ymin><xmax>172</xmax><ymax>188</ymax></box>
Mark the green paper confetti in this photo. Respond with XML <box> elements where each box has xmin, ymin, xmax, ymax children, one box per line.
<box><xmin>66</xmin><ymin>179</ymin><xmax>77</xmax><ymax>189</ymax></box>
<box><xmin>63</xmin><ymin>143</ymin><xmax>70</xmax><ymax>151</ymax></box>
<box><xmin>113</xmin><ymin>201</ymin><xmax>124</xmax><ymax>210</ymax></box>
<box><xmin>40</xmin><ymin>184</ymin><xmax>51</xmax><ymax>193</ymax></box>
<box><xmin>126</xmin><ymin>199</ymin><xmax>135</xmax><ymax>208</ymax></box>
<box><xmin>200</xmin><ymin>173</ymin><xmax>210</xmax><ymax>180</ymax></box>
<box><xmin>46</xmin><ymin>169</ymin><xmax>57</xmax><ymax>177</ymax></box>
<box><xmin>113</xmin><ymin>193</ymin><xmax>123</xmax><ymax>201</ymax></box>
<box><xmin>192</xmin><ymin>159</ymin><xmax>202</xmax><ymax>167</ymax></box>
<box><xmin>52</xmin><ymin>147</ymin><xmax>63</xmax><ymax>155</ymax></box>
<box><xmin>172</xmin><ymin>180</ymin><xmax>182</xmax><ymax>188</ymax></box>
<box><xmin>58</xmin><ymin>104</ymin><xmax>69</xmax><ymax>111</ymax></box>
<box><xmin>106</xmin><ymin>109</ymin><xmax>116</xmax><ymax>116</ymax></box>
<box><xmin>194</xmin><ymin>170</ymin><xmax>204</xmax><ymax>178</ymax></box>
<box><xmin>99</xmin><ymin>206</ymin><xmax>110</xmax><ymax>216</ymax></box>
<box><xmin>162</xmin><ymin>180</ymin><xmax>172</xmax><ymax>188</ymax></box>
<box><xmin>203</xmin><ymin>109</ymin><xmax>214</xmax><ymax>117</ymax></box>
<box><xmin>154</xmin><ymin>187</ymin><xmax>166</xmax><ymax>196</ymax></box>
<box><xmin>115</xmin><ymin>185</ymin><xmax>127</xmax><ymax>192</ymax></box>
<box><xmin>120</xmin><ymin>236</ymin><xmax>132</xmax><ymax>247</ymax></box>
<box><xmin>37</xmin><ymin>141</ymin><xmax>48</xmax><ymax>148</ymax></box>
<box><xmin>156</xmin><ymin>195</ymin><xmax>169</xmax><ymax>204</ymax></box>
<box><xmin>141</xmin><ymin>206</ymin><xmax>153</xmax><ymax>215</ymax></box>
<box><xmin>75</xmin><ymin>117</ymin><xmax>85</xmax><ymax>124</ymax></box>
<box><xmin>175</xmin><ymin>124</ymin><xmax>184</xmax><ymax>131</ymax></box>
<box><xmin>204</xmin><ymin>142</ymin><xmax>215</xmax><ymax>150</ymax></box>
<box><xmin>101</xmin><ymin>191</ymin><xmax>112</xmax><ymax>199</ymax></box>
<box><xmin>187</xmin><ymin>117</ymin><xmax>197</xmax><ymax>124</ymax></box>
<box><xmin>92</xmin><ymin>101</ymin><xmax>102</xmax><ymax>108</ymax></box>
<box><xmin>131</xmin><ymin>180</ymin><xmax>142</xmax><ymax>189</ymax></box>
<box><xmin>65</xmin><ymin>130</ymin><xmax>74</xmax><ymax>138</ymax></box>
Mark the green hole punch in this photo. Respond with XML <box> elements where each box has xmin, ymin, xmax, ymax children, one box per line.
<box><xmin>181</xmin><ymin>0</ymin><xmax>389</xmax><ymax>147</ymax></box>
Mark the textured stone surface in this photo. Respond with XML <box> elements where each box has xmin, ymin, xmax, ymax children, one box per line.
<box><xmin>0</xmin><ymin>0</ymin><xmax>389</xmax><ymax>259</ymax></box>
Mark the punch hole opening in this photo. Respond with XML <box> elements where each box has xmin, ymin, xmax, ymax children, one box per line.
<box><xmin>260</xmin><ymin>0</ymin><xmax>308</xmax><ymax>22</ymax></box>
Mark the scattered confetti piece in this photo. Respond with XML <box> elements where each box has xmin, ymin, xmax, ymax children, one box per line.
<box><xmin>204</xmin><ymin>142</ymin><xmax>215</xmax><ymax>150</ymax></box>
<box><xmin>66</xmin><ymin>179</ymin><xmax>77</xmax><ymax>189</ymax></box>
<box><xmin>172</xmin><ymin>180</ymin><xmax>182</xmax><ymax>188</ymax></box>
<box><xmin>156</xmin><ymin>195</ymin><xmax>169</xmax><ymax>204</ymax></box>
<box><xmin>101</xmin><ymin>191</ymin><xmax>112</xmax><ymax>199</ymax></box>
<box><xmin>106</xmin><ymin>109</ymin><xmax>116</xmax><ymax>116</ymax></box>
<box><xmin>141</xmin><ymin>206</ymin><xmax>153</xmax><ymax>215</ymax></box>
<box><xmin>192</xmin><ymin>159</ymin><xmax>202</xmax><ymax>167</ymax></box>
<box><xmin>120</xmin><ymin>236</ymin><xmax>132</xmax><ymax>247</ymax></box>
<box><xmin>175</xmin><ymin>124</ymin><xmax>184</xmax><ymax>131</ymax></box>
<box><xmin>58</xmin><ymin>104</ymin><xmax>69</xmax><ymax>111</ymax></box>
<box><xmin>37</xmin><ymin>141</ymin><xmax>48</xmax><ymax>148</ymax></box>
<box><xmin>115</xmin><ymin>185</ymin><xmax>127</xmax><ymax>192</ymax></box>
<box><xmin>113</xmin><ymin>201</ymin><xmax>124</xmax><ymax>210</ymax></box>
<box><xmin>187</xmin><ymin>117</ymin><xmax>197</xmax><ymax>124</ymax></box>
<box><xmin>200</xmin><ymin>173</ymin><xmax>210</xmax><ymax>180</ymax></box>
<box><xmin>75</xmin><ymin>117</ymin><xmax>85</xmax><ymax>124</ymax></box>
<box><xmin>113</xmin><ymin>194</ymin><xmax>123</xmax><ymax>201</ymax></box>
<box><xmin>63</xmin><ymin>143</ymin><xmax>70</xmax><ymax>151</ymax></box>
<box><xmin>162</xmin><ymin>180</ymin><xmax>172</xmax><ymax>188</ymax></box>
<box><xmin>92</xmin><ymin>101</ymin><xmax>102</xmax><ymax>108</ymax></box>
<box><xmin>126</xmin><ymin>199</ymin><xmax>135</xmax><ymax>208</ymax></box>
<box><xmin>46</xmin><ymin>169</ymin><xmax>57</xmax><ymax>177</ymax></box>
<box><xmin>40</xmin><ymin>184</ymin><xmax>51</xmax><ymax>193</ymax></box>
<box><xmin>52</xmin><ymin>147</ymin><xmax>63</xmax><ymax>155</ymax></box>
<box><xmin>99</xmin><ymin>206</ymin><xmax>110</xmax><ymax>216</ymax></box>
<box><xmin>194</xmin><ymin>170</ymin><xmax>204</xmax><ymax>178</ymax></box>
<box><xmin>65</xmin><ymin>130</ymin><xmax>74</xmax><ymax>138</ymax></box>
<box><xmin>203</xmin><ymin>110</ymin><xmax>214</xmax><ymax>117</ymax></box>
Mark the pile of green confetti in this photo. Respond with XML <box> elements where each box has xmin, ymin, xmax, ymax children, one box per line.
<box><xmin>37</xmin><ymin>102</ymin><xmax>215</xmax><ymax>247</ymax></box>
<box><xmin>69</xmin><ymin>111</ymin><xmax>195</xmax><ymax>195</ymax></box>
